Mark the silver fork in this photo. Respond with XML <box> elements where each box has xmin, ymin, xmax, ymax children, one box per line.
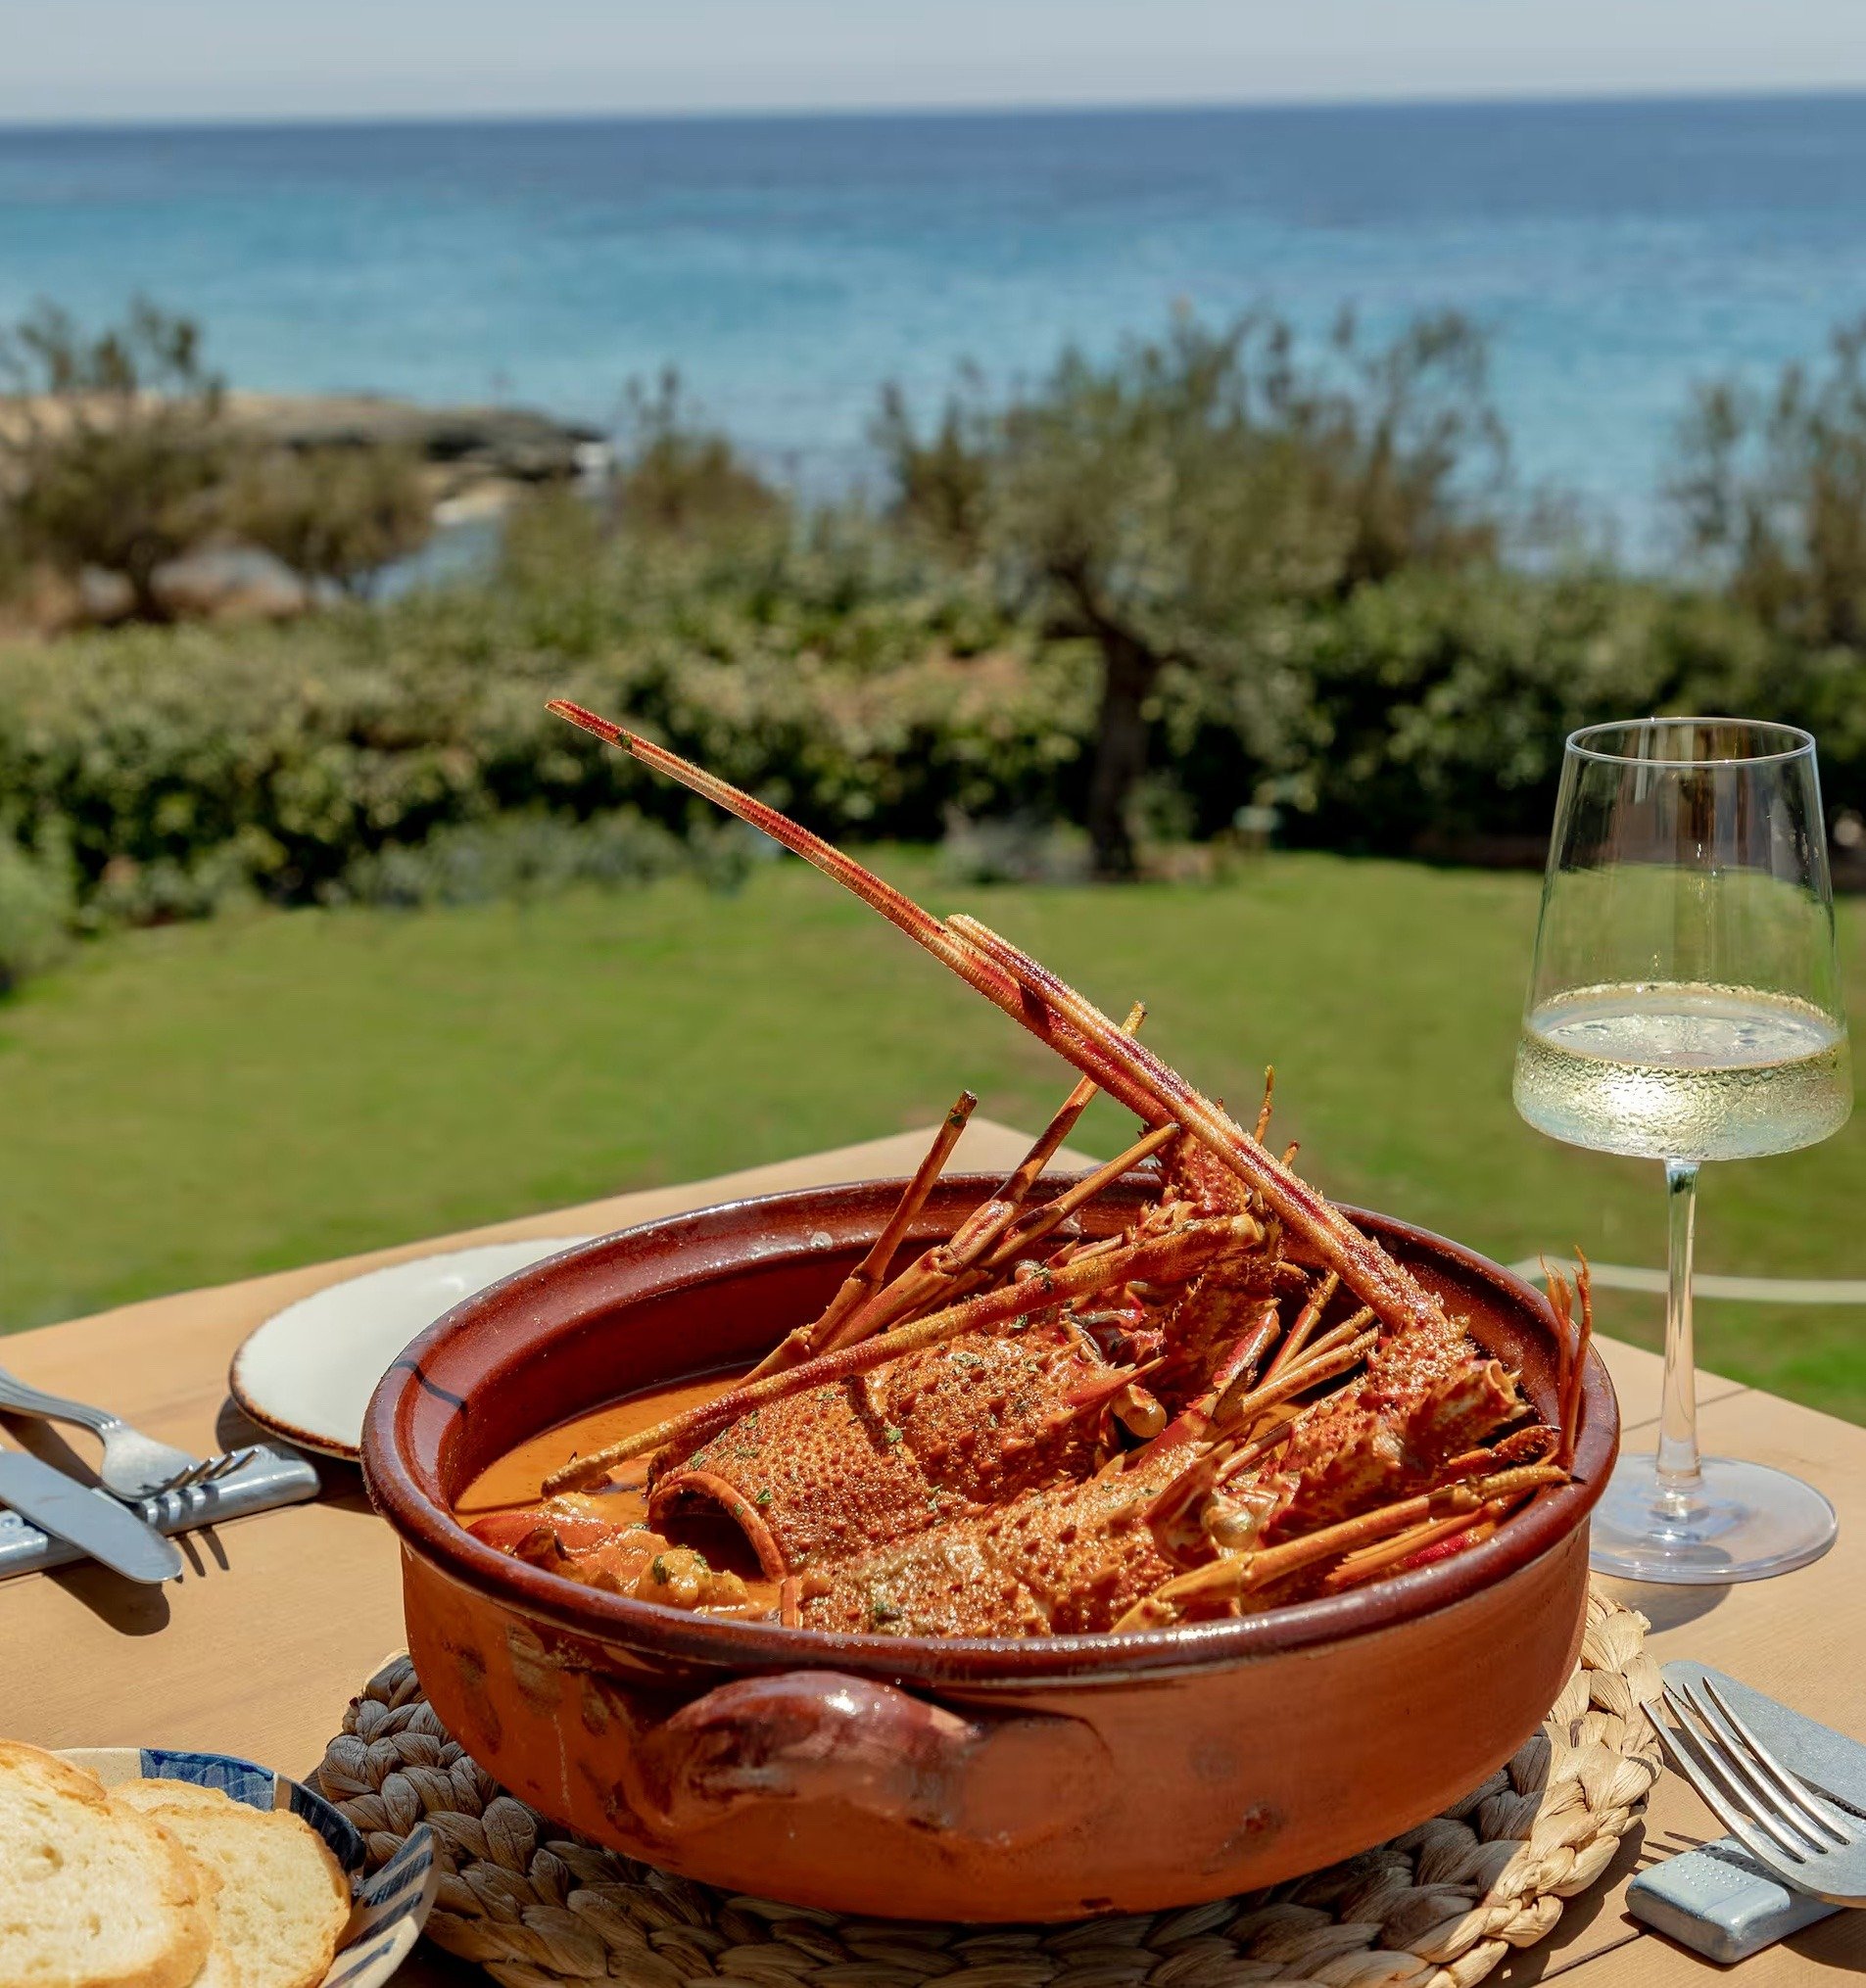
<box><xmin>0</xmin><ymin>1365</ymin><xmax>258</xmax><ymax>1501</ymax></box>
<box><xmin>1659</xmin><ymin>1675</ymin><xmax>1866</xmax><ymax>1906</ymax></box>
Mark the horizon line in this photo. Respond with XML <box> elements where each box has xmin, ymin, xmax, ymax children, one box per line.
<box><xmin>5</xmin><ymin>79</ymin><xmax>1866</xmax><ymax>136</ymax></box>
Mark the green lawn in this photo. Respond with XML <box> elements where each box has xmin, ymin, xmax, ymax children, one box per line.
<box><xmin>3</xmin><ymin>850</ymin><xmax>1863</xmax><ymax>1421</ymax></box>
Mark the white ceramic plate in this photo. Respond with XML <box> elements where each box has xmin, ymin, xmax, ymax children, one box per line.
<box><xmin>229</xmin><ymin>1238</ymin><xmax>593</xmax><ymax>1460</ymax></box>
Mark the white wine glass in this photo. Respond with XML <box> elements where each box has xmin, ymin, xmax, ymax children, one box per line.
<box><xmin>1515</xmin><ymin>717</ymin><xmax>1851</xmax><ymax>1584</ymax></box>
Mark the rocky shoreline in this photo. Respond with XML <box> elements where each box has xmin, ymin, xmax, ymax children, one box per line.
<box><xmin>4</xmin><ymin>392</ymin><xmax>608</xmax><ymax>630</ymax></box>
<box><xmin>226</xmin><ymin>392</ymin><xmax>608</xmax><ymax>492</ymax></box>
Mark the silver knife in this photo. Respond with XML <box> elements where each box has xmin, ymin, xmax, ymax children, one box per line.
<box><xmin>0</xmin><ymin>1448</ymin><xmax>183</xmax><ymax>1584</ymax></box>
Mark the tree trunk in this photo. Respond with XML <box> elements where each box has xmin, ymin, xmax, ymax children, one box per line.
<box><xmin>1085</xmin><ymin>625</ymin><xmax>1161</xmax><ymax>880</ymax></box>
<box><xmin>123</xmin><ymin>551</ymin><xmax>174</xmax><ymax>625</ymax></box>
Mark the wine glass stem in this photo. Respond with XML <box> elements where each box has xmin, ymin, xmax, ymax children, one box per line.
<box><xmin>1655</xmin><ymin>1157</ymin><xmax>1702</xmax><ymax>1498</ymax></box>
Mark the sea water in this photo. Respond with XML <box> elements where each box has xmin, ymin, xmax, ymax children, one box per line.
<box><xmin>4</xmin><ymin>95</ymin><xmax>1866</xmax><ymax>540</ymax></box>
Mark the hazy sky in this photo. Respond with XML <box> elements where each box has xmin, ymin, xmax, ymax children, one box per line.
<box><xmin>3</xmin><ymin>0</ymin><xmax>1865</xmax><ymax>124</ymax></box>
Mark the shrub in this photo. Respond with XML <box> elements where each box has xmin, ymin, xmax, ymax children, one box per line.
<box><xmin>1242</xmin><ymin>569</ymin><xmax>1789</xmax><ymax>853</ymax></box>
<box><xmin>0</xmin><ymin>834</ymin><xmax>72</xmax><ymax>993</ymax></box>
<box><xmin>331</xmin><ymin>810</ymin><xmax>747</xmax><ymax>908</ymax></box>
<box><xmin>0</xmin><ymin>300</ymin><xmax>230</xmax><ymax>622</ymax></box>
<box><xmin>229</xmin><ymin>442</ymin><xmax>433</xmax><ymax>596</ymax></box>
<box><xmin>1</xmin><ymin>502</ymin><xmax>1854</xmax><ymax>959</ymax></box>
<box><xmin>610</xmin><ymin>372</ymin><xmax>787</xmax><ymax>541</ymax></box>
<box><xmin>1669</xmin><ymin>317</ymin><xmax>1866</xmax><ymax>648</ymax></box>
<box><xmin>0</xmin><ymin>544</ymin><xmax>1092</xmax><ymax>920</ymax></box>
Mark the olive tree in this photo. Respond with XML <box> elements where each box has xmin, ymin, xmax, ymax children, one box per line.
<box><xmin>611</xmin><ymin>370</ymin><xmax>786</xmax><ymax>540</ymax></box>
<box><xmin>879</xmin><ymin>310</ymin><xmax>1504</xmax><ymax>876</ymax></box>
<box><xmin>1669</xmin><ymin>317</ymin><xmax>1866</xmax><ymax>649</ymax></box>
<box><xmin>230</xmin><ymin>442</ymin><xmax>433</xmax><ymax>597</ymax></box>
<box><xmin>0</xmin><ymin>300</ymin><xmax>229</xmax><ymax>621</ymax></box>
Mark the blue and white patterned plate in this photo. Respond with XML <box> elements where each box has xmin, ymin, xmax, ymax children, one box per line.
<box><xmin>60</xmin><ymin>1747</ymin><xmax>436</xmax><ymax>1988</ymax></box>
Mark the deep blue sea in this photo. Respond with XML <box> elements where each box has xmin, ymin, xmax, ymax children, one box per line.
<box><xmin>3</xmin><ymin>95</ymin><xmax>1866</xmax><ymax>547</ymax></box>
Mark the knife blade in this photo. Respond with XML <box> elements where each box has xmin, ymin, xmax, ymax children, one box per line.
<box><xmin>0</xmin><ymin>1448</ymin><xmax>183</xmax><ymax>1584</ymax></box>
<box><xmin>1661</xmin><ymin>1660</ymin><xmax>1866</xmax><ymax>1810</ymax></box>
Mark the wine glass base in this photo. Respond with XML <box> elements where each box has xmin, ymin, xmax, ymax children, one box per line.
<box><xmin>1589</xmin><ymin>1453</ymin><xmax>1837</xmax><ymax>1585</ymax></box>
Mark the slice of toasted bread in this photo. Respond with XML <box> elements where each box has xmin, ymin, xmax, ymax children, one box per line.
<box><xmin>187</xmin><ymin>1921</ymin><xmax>245</xmax><ymax>1988</ymax></box>
<box><xmin>0</xmin><ymin>1741</ymin><xmax>211</xmax><ymax>1988</ymax></box>
<box><xmin>109</xmin><ymin>1786</ymin><xmax>348</xmax><ymax>1988</ymax></box>
<box><xmin>112</xmin><ymin>1784</ymin><xmax>245</xmax><ymax>1822</ymax></box>
<box><xmin>105</xmin><ymin>1792</ymin><xmax>244</xmax><ymax>1988</ymax></box>
<box><xmin>190</xmin><ymin>1945</ymin><xmax>243</xmax><ymax>1988</ymax></box>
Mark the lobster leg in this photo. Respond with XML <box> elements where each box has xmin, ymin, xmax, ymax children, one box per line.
<box><xmin>1252</xmin><ymin>1067</ymin><xmax>1275</xmax><ymax>1144</ymax></box>
<box><xmin>1148</xmin><ymin>1302</ymin><xmax>1283</xmax><ymax>1454</ymax></box>
<box><xmin>1263</xmin><ymin>1270</ymin><xmax>1339</xmax><ymax>1382</ymax></box>
<box><xmin>751</xmin><ymin>1090</ymin><xmax>978</xmax><ymax>1378</ymax></box>
<box><xmin>827</xmin><ymin>1006</ymin><xmax>1153</xmax><ymax>1348</ymax></box>
<box><xmin>975</xmin><ymin>1122</ymin><xmax>1179</xmax><ymax>1273</ymax></box>
<box><xmin>1546</xmin><ymin>1253</ymin><xmax>1595</xmax><ymax>1469</ymax></box>
<box><xmin>1117</xmin><ymin>1461</ymin><xmax>1570</xmax><ymax>1627</ymax></box>
<box><xmin>1210</xmin><ymin>1317</ymin><xmax>1377</xmax><ymax>1434</ymax></box>
<box><xmin>831</xmin><ymin>1115</ymin><xmax>1172</xmax><ymax>1352</ymax></box>
<box><xmin>993</xmin><ymin>1001</ymin><xmax>1148</xmax><ymax>1207</ymax></box>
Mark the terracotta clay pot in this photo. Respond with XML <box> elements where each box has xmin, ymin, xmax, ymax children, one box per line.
<box><xmin>362</xmin><ymin>1175</ymin><xmax>1616</xmax><ymax>1922</ymax></box>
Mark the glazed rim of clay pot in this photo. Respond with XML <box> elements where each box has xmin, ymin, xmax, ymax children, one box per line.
<box><xmin>363</xmin><ymin>1176</ymin><xmax>1617</xmax><ymax>1688</ymax></box>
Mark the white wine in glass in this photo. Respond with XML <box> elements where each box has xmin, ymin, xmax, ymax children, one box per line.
<box><xmin>1514</xmin><ymin>719</ymin><xmax>1851</xmax><ymax>1584</ymax></box>
<box><xmin>1515</xmin><ymin>984</ymin><xmax>1849</xmax><ymax>1163</ymax></box>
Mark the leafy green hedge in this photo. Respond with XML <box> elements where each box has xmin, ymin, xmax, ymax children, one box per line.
<box><xmin>1</xmin><ymin>544</ymin><xmax>1859</xmax><ymax>960</ymax></box>
<box><xmin>1243</xmin><ymin>573</ymin><xmax>1795</xmax><ymax>849</ymax></box>
<box><xmin>0</xmin><ymin>557</ymin><xmax>1096</xmax><ymax>916</ymax></box>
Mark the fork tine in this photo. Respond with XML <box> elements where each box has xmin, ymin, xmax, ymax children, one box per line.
<box><xmin>1669</xmin><ymin>1681</ymin><xmax>1820</xmax><ymax>1850</ymax></box>
<box><xmin>157</xmin><ymin>1448</ymin><xmax>261</xmax><ymax>1495</ymax></box>
<box><xmin>1651</xmin><ymin>1715</ymin><xmax>1799</xmax><ymax>1871</ymax></box>
<box><xmin>1661</xmin><ymin>1683</ymin><xmax>1820</xmax><ymax>1862</ymax></box>
<box><xmin>1698</xmin><ymin>1678</ymin><xmax>1854</xmax><ymax>1845</ymax></box>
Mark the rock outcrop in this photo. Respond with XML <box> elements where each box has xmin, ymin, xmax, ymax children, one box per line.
<box><xmin>226</xmin><ymin>393</ymin><xmax>606</xmax><ymax>486</ymax></box>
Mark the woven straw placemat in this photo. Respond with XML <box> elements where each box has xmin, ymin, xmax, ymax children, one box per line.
<box><xmin>314</xmin><ymin>1591</ymin><xmax>1660</xmax><ymax>1988</ymax></box>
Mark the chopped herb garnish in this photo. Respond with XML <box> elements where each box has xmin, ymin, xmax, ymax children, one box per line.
<box><xmin>755</xmin><ymin>1488</ymin><xmax>773</xmax><ymax>1508</ymax></box>
<box><xmin>884</xmin><ymin>1425</ymin><xmax>903</xmax><ymax>1444</ymax></box>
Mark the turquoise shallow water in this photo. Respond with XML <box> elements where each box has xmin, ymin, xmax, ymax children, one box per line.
<box><xmin>3</xmin><ymin>96</ymin><xmax>1866</xmax><ymax>543</ymax></box>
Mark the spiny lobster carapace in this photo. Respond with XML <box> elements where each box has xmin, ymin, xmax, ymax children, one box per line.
<box><xmin>463</xmin><ymin>705</ymin><xmax>1593</xmax><ymax>1638</ymax></box>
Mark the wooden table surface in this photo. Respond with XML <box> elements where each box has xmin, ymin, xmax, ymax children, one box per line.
<box><xmin>3</xmin><ymin>1119</ymin><xmax>1863</xmax><ymax>1983</ymax></box>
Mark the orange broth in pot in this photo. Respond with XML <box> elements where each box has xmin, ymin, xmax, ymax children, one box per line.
<box><xmin>454</xmin><ymin>1367</ymin><xmax>784</xmax><ymax>1609</ymax></box>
